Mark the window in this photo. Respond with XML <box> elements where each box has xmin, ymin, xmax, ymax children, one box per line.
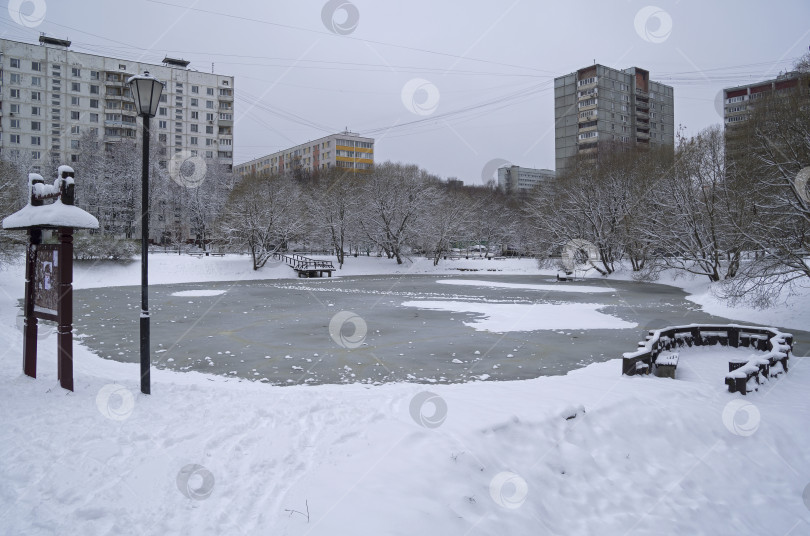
<box><xmin>206</xmin><ymin>113</ymin><xmax>214</xmax><ymax>121</ymax></box>
<box><xmin>90</xmin><ymin>113</ymin><xmax>99</xmax><ymax>123</ymax></box>
<box><xmin>190</xmin><ymin>136</ymin><xmax>198</xmax><ymax>145</ymax></box>
<box><xmin>31</xmin><ymin>61</ymin><xmax>41</xmax><ymax>72</ymax></box>
<box><xmin>10</xmin><ymin>58</ymin><xmax>20</xmax><ymax>68</ymax></box>
<box><xmin>222</xmin><ymin>80</ymin><xmax>229</xmax><ymax>86</ymax></box>
<box><xmin>10</xmin><ymin>89</ymin><xmax>20</xmax><ymax>99</ymax></box>
<box><xmin>206</xmin><ymin>151</ymin><xmax>213</xmax><ymax>158</ymax></box>
<box><xmin>71</xmin><ymin>111</ymin><xmax>80</xmax><ymax>120</ymax></box>
<box><xmin>31</xmin><ymin>76</ymin><xmax>42</xmax><ymax>87</ymax></box>
<box><xmin>159</xmin><ymin>107</ymin><xmax>167</xmax><ymax>116</ymax></box>
<box><xmin>72</xmin><ymin>67</ymin><xmax>81</xmax><ymax>77</ymax></box>
<box><xmin>158</xmin><ymin>133</ymin><xmax>167</xmax><ymax>142</ymax></box>
<box><xmin>71</xmin><ymin>139</ymin><xmax>80</xmax><ymax>149</ymax></box>
<box><xmin>71</xmin><ymin>154</ymin><xmax>79</xmax><ymax>163</ymax></box>
<box><xmin>206</xmin><ymin>138</ymin><xmax>213</xmax><ymax>146</ymax></box>
<box><xmin>191</xmin><ymin>85</ymin><xmax>199</xmax><ymax>94</ymax></box>
<box><xmin>71</xmin><ymin>97</ymin><xmax>81</xmax><ymax>106</ymax></box>
<box><xmin>10</xmin><ymin>73</ymin><xmax>21</xmax><ymax>84</ymax></box>
<box><xmin>205</xmin><ymin>125</ymin><xmax>213</xmax><ymax>134</ymax></box>
<box><xmin>10</xmin><ymin>104</ymin><xmax>20</xmax><ymax>114</ymax></box>
<box><xmin>32</xmin><ymin>106</ymin><xmax>41</xmax><ymax>116</ymax></box>
<box><xmin>577</xmin><ymin>76</ymin><xmax>597</xmax><ymax>87</ymax></box>
<box><xmin>206</xmin><ymin>100</ymin><xmax>214</xmax><ymax>109</ymax></box>
<box><xmin>220</xmin><ymin>138</ymin><xmax>232</xmax><ymax>146</ymax></box>
<box><xmin>191</xmin><ymin>98</ymin><xmax>198</xmax><ymax>107</ymax></box>
<box><xmin>31</xmin><ymin>91</ymin><xmax>41</xmax><ymax>101</ymax></box>
<box><xmin>89</xmin><ymin>84</ymin><xmax>99</xmax><ymax>95</ymax></box>
<box><xmin>31</xmin><ymin>121</ymin><xmax>41</xmax><ymax>131</ymax></box>
<box><xmin>191</xmin><ymin>111</ymin><xmax>199</xmax><ymax>120</ymax></box>
<box><xmin>206</xmin><ymin>87</ymin><xmax>214</xmax><ymax>96</ymax></box>
<box><xmin>32</xmin><ymin>151</ymin><xmax>41</xmax><ymax>160</ymax></box>
<box><xmin>190</xmin><ymin>124</ymin><xmax>198</xmax><ymax>133</ymax></box>
<box><xmin>90</xmin><ymin>99</ymin><xmax>99</xmax><ymax>108</ymax></box>
<box><xmin>10</xmin><ymin>134</ymin><xmax>20</xmax><ymax>144</ymax></box>
<box><xmin>71</xmin><ymin>82</ymin><xmax>81</xmax><ymax>92</ymax></box>
<box><xmin>119</xmin><ymin>64</ymin><xmax>126</xmax><ymax>70</ymax></box>
<box><xmin>71</xmin><ymin>126</ymin><xmax>80</xmax><ymax>134</ymax></box>
<box><xmin>91</xmin><ymin>70</ymin><xmax>99</xmax><ymax>80</ymax></box>
<box><xmin>159</xmin><ymin>120</ymin><xmax>167</xmax><ymax>129</ymax></box>
<box><xmin>10</xmin><ymin>119</ymin><xmax>20</xmax><ymax>129</ymax></box>
<box><xmin>31</xmin><ymin>136</ymin><xmax>41</xmax><ymax>146</ymax></box>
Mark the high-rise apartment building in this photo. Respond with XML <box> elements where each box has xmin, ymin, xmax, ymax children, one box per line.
<box><xmin>722</xmin><ymin>71</ymin><xmax>806</xmax><ymax>128</ymax></box>
<box><xmin>497</xmin><ymin>165</ymin><xmax>555</xmax><ymax>194</ymax></box>
<box><xmin>554</xmin><ymin>65</ymin><xmax>674</xmax><ymax>174</ymax></box>
<box><xmin>235</xmin><ymin>131</ymin><xmax>374</xmax><ymax>177</ymax></box>
<box><xmin>0</xmin><ymin>36</ymin><xmax>234</xmax><ymax>173</ymax></box>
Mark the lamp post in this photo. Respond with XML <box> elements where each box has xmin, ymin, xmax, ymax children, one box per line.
<box><xmin>127</xmin><ymin>71</ymin><xmax>164</xmax><ymax>395</ymax></box>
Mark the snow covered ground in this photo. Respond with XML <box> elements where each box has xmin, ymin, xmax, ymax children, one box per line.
<box><xmin>1</xmin><ymin>254</ymin><xmax>809</xmax><ymax>535</ymax></box>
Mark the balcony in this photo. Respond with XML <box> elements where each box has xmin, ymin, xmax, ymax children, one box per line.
<box><xmin>636</xmin><ymin>131</ymin><xmax>650</xmax><ymax>140</ymax></box>
<box><xmin>578</xmin><ymin>89</ymin><xmax>597</xmax><ymax>101</ymax></box>
<box><xmin>577</xmin><ymin>101</ymin><xmax>597</xmax><ymax>112</ymax></box>
<box><xmin>577</xmin><ymin>79</ymin><xmax>597</xmax><ymax>91</ymax></box>
<box><xmin>635</xmin><ymin>109</ymin><xmax>649</xmax><ymax>120</ymax></box>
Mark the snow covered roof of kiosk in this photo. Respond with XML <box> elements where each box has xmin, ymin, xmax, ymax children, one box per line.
<box><xmin>3</xmin><ymin>200</ymin><xmax>99</xmax><ymax>230</ymax></box>
<box><xmin>2</xmin><ymin>171</ymin><xmax>99</xmax><ymax>230</ymax></box>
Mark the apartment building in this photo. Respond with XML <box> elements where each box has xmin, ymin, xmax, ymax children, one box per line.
<box><xmin>722</xmin><ymin>70</ymin><xmax>807</xmax><ymax>127</ymax></box>
<box><xmin>554</xmin><ymin>64</ymin><xmax>674</xmax><ymax>174</ymax></box>
<box><xmin>235</xmin><ymin>131</ymin><xmax>374</xmax><ymax>178</ymax></box>
<box><xmin>497</xmin><ymin>165</ymin><xmax>555</xmax><ymax>194</ymax></box>
<box><xmin>0</xmin><ymin>36</ymin><xmax>234</xmax><ymax>173</ymax></box>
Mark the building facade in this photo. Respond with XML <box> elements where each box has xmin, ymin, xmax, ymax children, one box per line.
<box><xmin>722</xmin><ymin>71</ymin><xmax>806</xmax><ymax>127</ymax></box>
<box><xmin>0</xmin><ymin>36</ymin><xmax>234</xmax><ymax>173</ymax></box>
<box><xmin>497</xmin><ymin>165</ymin><xmax>555</xmax><ymax>193</ymax></box>
<box><xmin>235</xmin><ymin>131</ymin><xmax>374</xmax><ymax>178</ymax></box>
<box><xmin>554</xmin><ymin>64</ymin><xmax>674</xmax><ymax>174</ymax></box>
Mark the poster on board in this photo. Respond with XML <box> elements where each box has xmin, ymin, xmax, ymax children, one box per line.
<box><xmin>34</xmin><ymin>244</ymin><xmax>59</xmax><ymax>317</ymax></box>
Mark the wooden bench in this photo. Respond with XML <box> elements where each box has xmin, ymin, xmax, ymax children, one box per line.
<box><xmin>654</xmin><ymin>351</ymin><xmax>679</xmax><ymax>379</ymax></box>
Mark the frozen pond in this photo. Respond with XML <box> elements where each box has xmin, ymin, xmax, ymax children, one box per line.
<box><xmin>70</xmin><ymin>274</ymin><xmax>808</xmax><ymax>385</ymax></box>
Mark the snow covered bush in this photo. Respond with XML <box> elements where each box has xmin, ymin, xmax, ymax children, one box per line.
<box><xmin>73</xmin><ymin>234</ymin><xmax>139</xmax><ymax>261</ymax></box>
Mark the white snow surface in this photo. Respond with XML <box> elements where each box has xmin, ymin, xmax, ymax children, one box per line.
<box><xmin>438</xmin><ymin>278</ymin><xmax>615</xmax><ymax>293</ymax></box>
<box><xmin>170</xmin><ymin>289</ymin><xmax>227</xmax><ymax>297</ymax></box>
<box><xmin>0</xmin><ymin>253</ymin><xmax>809</xmax><ymax>534</ymax></box>
<box><xmin>2</xmin><ymin>200</ymin><xmax>99</xmax><ymax>230</ymax></box>
<box><xmin>401</xmin><ymin>300</ymin><xmax>636</xmax><ymax>331</ymax></box>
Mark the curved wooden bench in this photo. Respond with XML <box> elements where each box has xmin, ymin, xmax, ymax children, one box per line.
<box><xmin>622</xmin><ymin>324</ymin><xmax>793</xmax><ymax>394</ymax></box>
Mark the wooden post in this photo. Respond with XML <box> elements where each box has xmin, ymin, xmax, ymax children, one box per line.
<box><xmin>57</xmin><ymin>227</ymin><xmax>74</xmax><ymax>391</ymax></box>
<box><xmin>23</xmin><ymin>229</ymin><xmax>41</xmax><ymax>378</ymax></box>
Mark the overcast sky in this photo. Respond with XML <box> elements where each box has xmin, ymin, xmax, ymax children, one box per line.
<box><xmin>2</xmin><ymin>0</ymin><xmax>809</xmax><ymax>184</ymax></box>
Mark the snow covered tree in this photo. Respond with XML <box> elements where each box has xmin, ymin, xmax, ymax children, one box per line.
<box><xmin>306</xmin><ymin>168</ymin><xmax>361</xmax><ymax>268</ymax></box>
<box><xmin>357</xmin><ymin>162</ymin><xmax>438</xmax><ymax>264</ymax></box>
<box><xmin>718</xmin><ymin>79</ymin><xmax>810</xmax><ymax>305</ymax></box>
<box><xmin>219</xmin><ymin>172</ymin><xmax>306</xmax><ymax>270</ymax></box>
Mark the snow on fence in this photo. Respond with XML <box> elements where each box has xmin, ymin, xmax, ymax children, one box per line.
<box><xmin>622</xmin><ymin>324</ymin><xmax>793</xmax><ymax>395</ymax></box>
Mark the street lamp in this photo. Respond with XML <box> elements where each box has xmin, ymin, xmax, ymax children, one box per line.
<box><xmin>127</xmin><ymin>71</ymin><xmax>164</xmax><ymax>395</ymax></box>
